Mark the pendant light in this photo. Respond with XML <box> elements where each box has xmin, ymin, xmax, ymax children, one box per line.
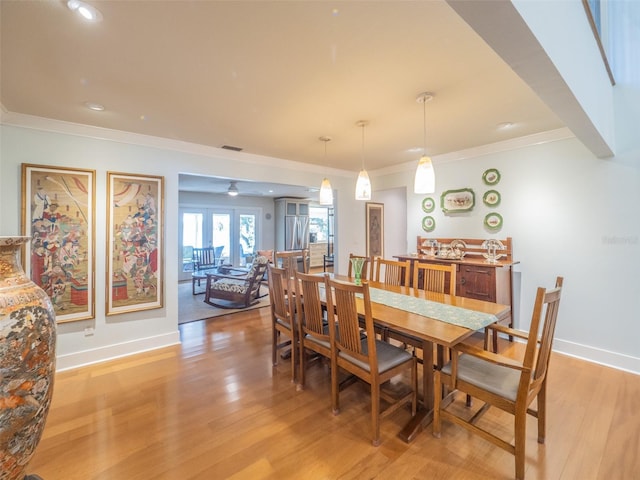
<box><xmin>227</xmin><ymin>181</ymin><xmax>239</xmax><ymax>196</ymax></box>
<box><xmin>414</xmin><ymin>92</ymin><xmax>436</xmax><ymax>194</ymax></box>
<box><xmin>355</xmin><ymin>120</ymin><xmax>371</xmax><ymax>201</ymax></box>
<box><xmin>318</xmin><ymin>136</ymin><xmax>334</xmax><ymax>206</ymax></box>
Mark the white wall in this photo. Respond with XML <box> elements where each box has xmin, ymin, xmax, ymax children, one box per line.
<box><xmin>375</xmin><ymin>132</ymin><xmax>640</xmax><ymax>374</ymax></box>
<box><xmin>0</xmin><ymin>121</ymin><xmax>359</xmax><ymax>370</ymax></box>
<box><xmin>2</xmin><ymin>118</ymin><xmax>639</xmax><ymax>374</ymax></box>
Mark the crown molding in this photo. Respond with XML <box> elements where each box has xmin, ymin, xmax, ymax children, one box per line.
<box><xmin>375</xmin><ymin>127</ymin><xmax>576</xmax><ymax>176</ymax></box>
<box><xmin>0</xmin><ymin>111</ymin><xmax>352</xmax><ymax>178</ymax></box>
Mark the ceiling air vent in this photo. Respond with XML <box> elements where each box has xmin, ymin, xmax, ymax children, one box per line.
<box><xmin>221</xmin><ymin>144</ymin><xmax>243</xmax><ymax>152</ymax></box>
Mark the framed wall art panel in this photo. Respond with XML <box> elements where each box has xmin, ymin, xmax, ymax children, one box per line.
<box><xmin>106</xmin><ymin>172</ymin><xmax>164</xmax><ymax>315</ymax></box>
<box><xmin>21</xmin><ymin>163</ymin><xmax>96</xmax><ymax>323</ymax></box>
<box><xmin>365</xmin><ymin>202</ymin><xmax>384</xmax><ymax>257</ymax></box>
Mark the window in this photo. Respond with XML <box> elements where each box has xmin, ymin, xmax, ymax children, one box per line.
<box><xmin>309</xmin><ymin>206</ymin><xmax>330</xmax><ymax>243</ymax></box>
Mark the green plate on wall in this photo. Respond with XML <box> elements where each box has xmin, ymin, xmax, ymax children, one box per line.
<box><xmin>482</xmin><ymin>168</ymin><xmax>501</xmax><ymax>185</ymax></box>
<box><xmin>484</xmin><ymin>212</ymin><xmax>503</xmax><ymax>231</ymax></box>
<box><xmin>422</xmin><ymin>197</ymin><xmax>435</xmax><ymax>213</ymax></box>
<box><xmin>422</xmin><ymin>216</ymin><xmax>435</xmax><ymax>232</ymax></box>
<box><xmin>483</xmin><ymin>190</ymin><xmax>501</xmax><ymax>207</ymax></box>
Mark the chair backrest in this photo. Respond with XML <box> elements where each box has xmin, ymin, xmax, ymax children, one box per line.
<box><xmin>373</xmin><ymin>257</ymin><xmax>410</xmax><ymax>286</ymax></box>
<box><xmin>524</xmin><ymin>277</ymin><xmax>563</xmax><ymax>393</ymax></box>
<box><xmin>274</xmin><ymin>249</ymin><xmax>310</xmax><ymax>277</ymax></box>
<box><xmin>256</xmin><ymin>249</ymin><xmax>275</xmax><ymax>264</ymax></box>
<box><xmin>193</xmin><ymin>247</ymin><xmax>217</xmax><ymax>270</ymax></box>
<box><xmin>325</xmin><ymin>277</ymin><xmax>376</xmax><ymax>370</ymax></box>
<box><xmin>213</xmin><ymin>245</ymin><xmax>224</xmax><ymax>263</ymax></box>
<box><xmin>412</xmin><ymin>262</ymin><xmax>457</xmax><ymax>295</ymax></box>
<box><xmin>294</xmin><ymin>271</ymin><xmax>329</xmax><ymax>340</ymax></box>
<box><xmin>267</xmin><ymin>264</ymin><xmax>292</xmax><ymax>324</ymax></box>
<box><xmin>347</xmin><ymin>254</ymin><xmax>371</xmax><ymax>281</ymax></box>
<box><xmin>246</xmin><ymin>256</ymin><xmax>269</xmax><ymax>292</ymax></box>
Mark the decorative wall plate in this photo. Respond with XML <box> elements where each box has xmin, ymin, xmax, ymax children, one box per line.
<box><xmin>422</xmin><ymin>197</ymin><xmax>435</xmax><ymax>213</ymax></box>
<box><xmin>482</xmin><ymin>238</ymin><xmax>506</xmax><ymax>262</ymax></box>
<box><xmin>484</xmin><ymin>212</ymin><xmax>503</xmax><ymax>231</ymax></box>
<box><xmin>441</xmin><ymin>188</ymin><xmax>475</xmax><ymax>213</ymax></box>
<box><xmin>483</xmin><ymin>190</ymin><xmax>501</xmax><ymax>207</ymax></box>
<box><xmin>482</xmin><ymin>168</ymin><xmax>501</xmax><ymax>185</ymax></box>
<box><xmin>422</xmin><ymin>216</ymin><xmax>435</xmax><ymax>232</ymax></box>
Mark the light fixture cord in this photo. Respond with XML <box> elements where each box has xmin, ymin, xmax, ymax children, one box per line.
<box><xmin>361</xmin><ymin>123</ymin><xmax>366</xmax><ymax>170</ymax></box>
<box><xmin>423</xmin><ymin>96</ymin><xmax>427</xmax><ymax>156</ymax></box>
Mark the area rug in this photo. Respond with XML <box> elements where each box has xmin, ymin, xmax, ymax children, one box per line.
<box><xmin>178</xmin><ymin>281</ymin><xmax>270</xmax><ymax>325</ymax></box>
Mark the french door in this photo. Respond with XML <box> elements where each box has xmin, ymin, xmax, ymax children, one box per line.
<box><xmin>178</xmin><ymin>207</ymin><xmax>259</xmax><ymax>282</ymax></box>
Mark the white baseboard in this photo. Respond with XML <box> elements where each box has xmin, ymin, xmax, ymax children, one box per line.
<box><xmin>55</xmin><ymin>331</ymin><xmax>181</xmax><ymax>372</ymax></box>
<box><xmin>553</xmin><ymin>338</ymin><xmax>640</xmax><ymax>375</ymax></box>
<box><xmin>498</xmin><ymin>332</ymin><xmax>639</xmax><ymax>375</ymax></box>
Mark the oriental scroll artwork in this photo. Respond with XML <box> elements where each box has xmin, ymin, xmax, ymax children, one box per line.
<box><xmin>21</xmin><ymin>164</ymin><xmax>95</xmax><ymax>323</ymax></box>
<box><xmin>106</xmin><ymin>172</ymin><xmax>164</xmax><ymax>315</ymax></box>
<box><xmin>366</xmin><ymin>202</ymin><xmax>384</xmax><ymax>257</ymax></box>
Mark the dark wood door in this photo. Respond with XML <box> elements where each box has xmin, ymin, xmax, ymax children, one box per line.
<box><xmin>457</xmin><ymin>264</ymin><xmax>496</xmax><ymax>302</ymax></box>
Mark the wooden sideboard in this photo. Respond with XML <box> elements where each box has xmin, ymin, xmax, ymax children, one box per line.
<box><xmin>395</xmin><ymin>236</ymin><xmax>517</xmax><ymax>308</ymax></box>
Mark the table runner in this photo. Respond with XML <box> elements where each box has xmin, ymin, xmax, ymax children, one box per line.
<box><xmin>366</xmin><ymin>287</ymin><xmax>497</xmax><ymax>330</ymax></box>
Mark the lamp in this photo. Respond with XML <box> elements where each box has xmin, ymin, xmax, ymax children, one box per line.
<box><xmin>227</xmin><ymin>181</ymin><xmax>239</xmax><ymax>196</ymax></box>
<box><xmin>355</xmin><ymin>120</ymin><xmax>371</xmax><ymax>201</ymax></box>
<box><xmin>414</xmin><ymin>92</ymin><xmax>436</xmax><ymax>194</ymax></box>
<box><xmin>318</xmin><ymin>136</ymin><xmax>334</xmax><ymax>206</ymax></box>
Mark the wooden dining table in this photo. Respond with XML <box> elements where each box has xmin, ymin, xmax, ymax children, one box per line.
<box><xmin>327</xmin><ymin>274</ymin><xmax>511</xmax><ymax>443</ymax></box>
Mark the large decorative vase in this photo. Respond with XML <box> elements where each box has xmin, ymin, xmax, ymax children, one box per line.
<box><xmin>0</xmin><ymin>236</ymin><xmax>56</xmax><ymax>480</ymax></box>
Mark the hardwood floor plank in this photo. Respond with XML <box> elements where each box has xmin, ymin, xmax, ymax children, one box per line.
<box><xmin>26</xmin><ymin>307</ymin><xmax>640</xmax><ymax>479</ymax></box>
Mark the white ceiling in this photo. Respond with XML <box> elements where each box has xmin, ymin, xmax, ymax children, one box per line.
<box><xmin>1</xmin><ymin>1</ymin><xmax>570</xmax><ymax>196</ymax></box>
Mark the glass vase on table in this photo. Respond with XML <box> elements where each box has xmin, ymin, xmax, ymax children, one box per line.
<box><xmin>350</xmin><ymin>257</ymin><xmax>365</xmax><ymax>285</ymax></box>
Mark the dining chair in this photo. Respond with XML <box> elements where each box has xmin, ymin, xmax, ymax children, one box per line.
<box><xmin>274</xmin><ymin>249</ymin><xmax>310</xmax><ymax>278</ymax></box>
<box><xmin>412</xmin><ymin>261</ymin><xmax>457</xmax><ymax>295</ymax></box>
<box><xmin>267</xmin><ymin>263</ymin><xmax>297</xmax><ymax>383</ymax></box>
<box><xmin>433</xmin><ymin>277</ymin><xmax>564</xmax><ymax>480</ymax></box>
<box><xmin>347</xmin><ymin>253</ymin><xmax>371</xmax><ymax>281</ymax></box>
<box><xmin>372</xmin><ymin>257</ymin><xmax>410</xmax><ymax>286</ymax></box>
<box><xmin>325</xmin><ymin>276</ymin><xmax>417</xmax><ymax>446</ymax></box>
<box><xmin>294</xmin><ymin>271</ymin><xmax>331</xmax><ymax>391</ymax></box>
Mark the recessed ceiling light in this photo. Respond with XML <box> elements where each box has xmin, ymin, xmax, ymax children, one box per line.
<box><xmin>67</xmin><ymin>0</ymin><xmax>103</xmax><ymax>22</ymax></box>
<box><xmin>84</xmin><ymin>102</ymin><xmax>104</xmax><ymax>111</ymax></box>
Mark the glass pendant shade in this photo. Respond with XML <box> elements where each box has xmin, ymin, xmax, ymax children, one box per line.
<box><xmin>319</xmin><ymin>178</ymin><xmax>334</xmax><ymax>205</ymax></box>
<box><xmin>355</xmin><ymin>169</ymin><xmax>371</xmax><ymax>201</ymax></box>
<box><xmin>414</xmin><ymin>92</ymin><xmax>436</xmax><ymax>194</ymax></box>
<box><xmin>414</xmin><ymin>155</ymin><xmax>435</xmax><ymax>194</ymax></box>
<box><xmin>355</xmin><ymin>120</ymin><xmax>371</xmax><ymax>201</ymax></box>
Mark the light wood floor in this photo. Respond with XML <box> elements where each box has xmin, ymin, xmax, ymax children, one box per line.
<box><xmin>28</xmin><ymin>307</ymin><xmax>639</xmax><ymax>479</ymax></box>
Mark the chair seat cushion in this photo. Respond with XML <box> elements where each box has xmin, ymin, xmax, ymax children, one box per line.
<box><xmin>276</xmin><ymin>318</ymin><xmax>293</xmax><ymax>330</ymax></box>
<box><xmin>339</xmin><ymin>338</ymin><xmax>412</xmax><ymax>373</ymax></box>
<box><xmin>305</xmin><ymin>333</ymin><xmax>330</xmax><ymax>349</ymax></box>
<box><xmin>441</xmin><ymin>353</ymin><xmax>521</xmax><ymax>401</ymax></box>
<box><xmin>210</xmin><ymin>279</ymin><xmax>248</xmax><ymax>294</ymax></box>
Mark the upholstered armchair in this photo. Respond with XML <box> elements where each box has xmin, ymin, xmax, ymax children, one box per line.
<box><xmin>204</xmin><ymin>256</ymin><xmax>269</xmax><ymax>309</ymax></box>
